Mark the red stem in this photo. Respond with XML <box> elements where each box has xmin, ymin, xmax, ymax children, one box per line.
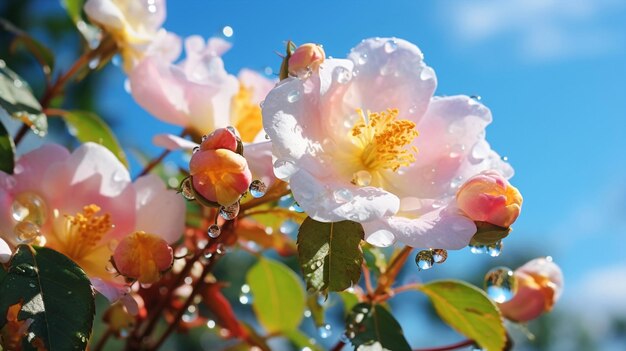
<box><xmin>413</xmin><ymin>339</ymin><xmax>474</xmax><ymax>351</ymax></box>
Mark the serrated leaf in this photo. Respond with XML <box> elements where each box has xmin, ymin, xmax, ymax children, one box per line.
<box><xmin>347</xmin><ymin>303</ymin><xmax>411</xmax><ymax>351</ymax></box>
<box><xmin>0</xmin><ymin>60</ymin><xmax>47</xmax><ymax>136</ymax></box>
<box><xmin>420</xmin><ymin>280</ymin><xmax>506</xmax><ymax>351</ymax></box>
<box><xmin>0</xmin><ymin>245</ymin><xmax>95</xmax><ymax>350</ymax></box>
<box><xmin>470</xmin><ymin>222</ymin><xmax>511</xmax><ymax>245</ymax></box>
<box><xmin>246</xmin><ymin>257</ymin><xmax>305</xmax><ymax>333</ymax></box>
<box><xmin>0</xmin><ymin>119</ymin><xmax>15</xmax><ymax>174</ymax></box>
<box><xmin>61</xmin><ymin>110</ymin><xmax>128</xmax><ymax>167</ymax></box>
<box><xmin>297</xmin><ymin>217</ymin><xmax>364</xmax><ymax>293</ymax></box>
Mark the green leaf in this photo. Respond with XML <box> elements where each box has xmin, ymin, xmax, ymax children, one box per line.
<box><xmin>0</xmin><ymin>60</ymin><xmax>47</xmax><ymax>136</ymax></box>
<box><xmin>284</xmin><ymin>330</ymin><xmax>323</xmax><ymax>351</ymax></box>
<box><xmin>347</xmin><ymin>303</ymin><xmax>411</xmax><ymax>351</ymax></box>
<box><xmin>363</xmin><ymin>243</ymin><xmax>387</xmax><ymax>275</ymax></box>
<box><xmin>0</xmin><ymin>245</ymin><xmax>95</xmax><ymax>350</ymax></box>
<box><xmin>1</xmin><ymin>19</ymin><xmax>55</xmax><ymax>74</ymax></box>
<box><xmin>0</xmin><ymin>119</ymin><xmax>15</xmax><ymax>174</ymax></box>
<box><xmin>306</xmin><ymin>293</ymin><xmax>325</xmax><ymax>327</ymax></box>
<box><xmin>419</xmin><ymin>280</ymin><xmax>506</xmax><ymax>351</ymax></box>
<box><xmin>338</xmin><ymin>290</ymin><xmax>359</xmax><ymax>317</ymax></box>
<box><xmin>470</xmin><ymin>222</ymin><xmax>511</xmax><ymax>245</ymax></box>
<box><xmin>61</xmin><ymin>110</ymin><xmax>128</xmax><ymax>167</ymax></box>
<box><xmin>297</xmin><ymin>217</ymin><xmax>364</xmax><ymax>294</ymax></box>
<box><xmin>246</xmin><ymin>257</ymin><xmax>305</xmax><ymax>333</ymax></box>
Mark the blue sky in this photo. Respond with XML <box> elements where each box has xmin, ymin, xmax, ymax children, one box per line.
<box><xmin>90</xmin><ymin>0</ymin><xmax>626</xmax><ymax>345</ymax></box>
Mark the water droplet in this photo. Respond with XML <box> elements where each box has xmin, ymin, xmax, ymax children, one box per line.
<box><xmin>180</xmin><ymin>178</ymin><xmax>195</xmax><ymax>200</ymax></box>
<box><xmin>289</xmin><ymin>201</ymin><xmax>304</xmax><ymax>213</ymax></box>
<box><xmin>239</xmin><ymin>284</ymin><xmax>253</xmax><ymax>304</ymax></box>
<box><xmin>335</xmin><ymin>67</ymin><xmax>352</xmax><ymax>84</ymax></box>
<box><xmin>112</xmin><ymin>54</ymin><xmax>122</xmax><ymax>67</ymax></box>
<box><xmin>470</xmin><ymin>95</ymin><xmax>482</xmax><ymax>101</ymax></box>
<box><xmin>357</xmin><ymin>53</ymin><xmax>368</xmax><ymax>65</ymax></box>
<box><xmin>206</xmin><ymin>319</ymin><xmax>216</xmax><ymax>329</ymax></box>
<box><xmin>333</xmin><ymin>188</ymin><xmax>353</xmax><ymax>204</ymax></box>
<box><xmin>14</xmin><ymin>221</ymin><xmax>41</xmax><ymax>243</ymax></box>
<box><xmin>11</xmin><ymin>192</ymin><xmax>47</xmax><ymax>225</ymax></box>
<box><xmin>318</xmin><ymin>324</ymin><xmax>332</xmax><ymax>338</ymax></box>
<box><xmin>222</xmin><ymin>25</ymin><xmax>234</xmax><ymax>38</ymax></box>
<box><xmin>13</xmin><ymin>79</ymin><xmax>23</xmax><ymax>88</ymax></box>
<box><xmin>353</xmin><ymin>170</ymin><xmax>372</xmax><ymax>186</ymax></box>
<box><xmin>502</xmin><ymin>156</ymin><xmax>509</xmax><ymax>161</ymax></box>
<box><xmin>432</xmin><ymin>249</ymin><xmax>448</xmax><ymax>263</ymax></box>
<box><xmin>303</xmin><ymin>309</ymin><xmax>312</xmax><ymax>318</ymax></box>
<box><xmin>29</xmin><ymin>282</ymin><xmax>35</xmax><ymax>288</ymax></box>
<box><xmin>287</xmin><ymin>90</ymin><xmax>301</xmax><ymax>103</ymax></box>
<box><xmin>487</xmin><ymin>241</ymin><xmax>502</xmax><ymax>257</ymax></box>
<box><xmin>273</xmin><ymin>159</ymin><xmax>296</xmax><ymax>179</ymax></box>
<box><xmin>192</xmin><ymin>146</ymin><xmax>200</xmax><ymax>154</ymax></box>
<box><xmin>415</xmin><ymin>250</ymin><xmax>435</xmax><ymax>271</ymax></box>
<box><xmin>279</xmin><ymin>220</ymin><xmax>299</xmax><ymax>236</ymax></box>
<box><xmin>215</xmin><ymin>243</ymin><xmax>226</xmax><ymax>255</ymax></box>
<box><xmin>449</xmin><ymin>144</ymin><xmax>466</xmax><ymax>158</ymax></box>
<box><xmin>450</xmin><ymin>176</ymin><xmax>464</xmax><ymax>191</ymax></box>
<box><xmin>219</xmin><ymin>202</ymin><xmax>240</xmax><ymax>220</ymax></box>
<box><xmin>431</xmin><ymin>200</ymin><xmax>445</xmax><ymax>209</ymax></box>
<box><xmin>207</xmin><ymin>224</ymin><xmax>221</xmax><ymax>238</ymax></box>
<box><xmin>88</xmin><ymin>58</ymin><xmax>100</xmax><ymax>70</ymax></box>
<box><xmin>469</xmin><ymin>244</ymin><xmax>487</xmax><ymax>254</ymax></box>
<box><xmin>471</xmin><ymin>140</ymin><xmax>490</xmax><ymax>161</ymax></box>
<box><xmin>249</xmin><ymin>180</ymin><xmax>267</xmax><ymax>198</ymax></box>
<box><xmin>182</xmin><ymin>305</ymin><xmax>198</xmax><ymax>323</ymax></box>
<box><xmin>384</xmin><ymin>39</ymin><xmax>398</xmax><ymax>53</ymax></box>
<box><xmin>484</xmin><ymin>267</ymin><xmax>518</xmax><ymax>303</ymax></box>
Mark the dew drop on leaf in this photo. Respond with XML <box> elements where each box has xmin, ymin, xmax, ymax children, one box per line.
<box><xmin>239</xmin><ymin>284</ymin><xmax>253</xmax><ymax>304</ymax></box>
<box><xmin>484</xmin><ymin>266</ymin><xmax>518</xmax><ymax>303</ymax></box>
<box><xmin>318</xmin><ymin>323</ymin><xmax>332</xmax><ymax>338</ymax></box>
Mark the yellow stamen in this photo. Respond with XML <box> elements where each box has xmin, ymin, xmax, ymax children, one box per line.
<box><xmin>62</xmin><ymin>204</ymin><xmax>113</xmax><ymax>261</ymax></box>
<box><xmin>350</xmin><ymin>108</ymin><xmax>419</xmax><ymax>172</ymax></box>
<box><xmin>231</xmin><ymin>84</ymin><xmax>263</xmax><ymax>143</ymax></box>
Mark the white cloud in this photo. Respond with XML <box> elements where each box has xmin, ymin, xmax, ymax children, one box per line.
<box><xmin>440</xmin><ymin>0</ymin><xmax>626</xmax><ymax>62</ymax></box>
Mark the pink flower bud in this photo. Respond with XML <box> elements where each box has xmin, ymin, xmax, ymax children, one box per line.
<box><xmin>189</xmin><ymin>128</ymin><xmax>252</xmax><ymax>206</ymax></box>
<box><xmin>499</xmin><ymin>257</ymin><xmax>564</xmax><ymax>322</ymax></box>
<box><xmin>113</xmin><ymin>231</ymin><xmax>174</xmax><ymax>284</ymax></box>
<box><xmin>456</xmin><ymin>170</ymin><xmax>523</xmax><ymax>228</ymax></box>
<box><xmin>288</xmin><ymin>43</ymin><xmax>325</xmax><ymax>76</ymax></box>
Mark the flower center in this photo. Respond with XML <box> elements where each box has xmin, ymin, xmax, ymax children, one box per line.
<box><xmin>231</xmin><ymin>84</ymin><xmax>263</xmax><ymax>143</ymax></box>
<box><xmin>350</xmin><ymin>108</ymin><xmax>418</xmax><ymax>173</ymax></box>
<box><xmin>60</xmin><ymin>204</ymin><xmax>113</xmax><ymax>261</ymax></box>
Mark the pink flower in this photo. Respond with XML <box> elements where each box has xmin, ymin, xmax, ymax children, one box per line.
<box><xmin>288</xmin><ymin>43</ymin><xmax>326</xmax><ymax>77</ymax></box>
<box><xmin>499</xmin><ymin>257</ymin><xmax>564</xmax><ymax>322</ymax></box>
<box><xmin>129</xmin><ymin>33</ymin><xmax>276</xmax><ymax>138</ymax></box>
<box><xmin>456</xmin><ymin>170</ymin><xmax>522</xmax><ymax>228</ymax></box>
<box><xmin>262</xmin><ymin>37</ymin><xmax>513</xmax><ymax>249</ymax></box>
<box><xmin>0</xmin><ymin>143</ymin><xmax>184</xmax><ymax>298</ymax></box>
<box><xmin>189</xmin><ymin>128</ymin><xmax>252</xmax><ymax>206</ymax></box>
<box><xmin>84</xmin><ymin>0</ymin><xmax>167</xmax><ymax>70</ymax></box>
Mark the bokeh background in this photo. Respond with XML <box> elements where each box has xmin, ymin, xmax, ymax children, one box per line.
<box><xmin>2</xmin><ymin>0</ymin><xmax>626</xmax><ymax>350</ymax></box>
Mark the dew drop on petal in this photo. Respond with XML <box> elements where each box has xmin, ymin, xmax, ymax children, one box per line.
<box><xmin>431</xmin><ymin>200</ymin><xmax>444</xmax><ymax>209</ymax></box>
<box><xmin>207</xmin><ymin>224</ymin><xmax>221</xmax><ymax>239</ymax></box>
<box><xmin>384</xmin><ymin>39</ymin><xmax>398</xmax><ymax>53</ymax></box>
<box><xmin>353</xmin><ymin>170</ymin><xmax>372</xmax><ymax>187</ymax></box>
<box><xmin>420</xmin><ymin>67</ymin><xmax>435</xmax><ymax>81</ymax></box>
<box><xmin>239</xmin><ymin>284</ymin><xmax>253</xmax><ymax>304</ymax></box>
<box><xmin>415</xmin><ymin>250</ymin><xmax>435</xmax><ymax>271</ymax></box>
<box><xmin>219</xmin><ymin>202</ymin><xmax>240</xmax><ymax>220</ymax></box>
<box><xmin>287</xmin><ymin>90</ymin><xmax>301</xmax><ymax>103</ymax></box>
<box><xmin>249</xmin><ymin>180</ymin><xmax>267</xmax><ymax>198</ymax></box>
<box><xmin>14</xmin><ymin>221</ymin><xmax>41</xmax><ymax>244</ymax></box>
<box><xmin>432</xmin><ymin>249</ymin><xmax>448</xmax><ymax>264</ymax></box>
<box><xmin>335</xmin><ymin>66</ymin><xmax>352</xmax><ymax>84</ymax></box>
<box><xmin>333</xmin><ymin>188</ymin><xmax>353</xmax><ymax>204</ymax></box>
<box><xmin>318</xmin><ymin>323</ymin><xmax>332</xmax><ymax>339</ymax></box>
<box><xmin>449</xmin><ymin>176</ymin><xmax>464</xmax><ymax>191</ymax></box>
<box><xmin>484</xmin><ymin>266</ymin><xmax>518</xmax><ymax>303</ymax></box>
<box><xmin>449</xmin><ymin>144</ymin><xmax>466</xmax><ymax>158</ymax></box>
<box><xmin>487</xmin><ymin>241</ymin><xmax>503</xmax><ymax>257</ymax></box>
<box><xmin>357</xmin><ymin>53</ymin><xmax>368</xmax><ymax>65</ymax></box>
<box><xmin>273</xmin><ymin>159</ymin><xmax>297</xmax><ymax>179</ymax></box>
<box><xmin>11</xmin><ymin>192</ymin><xmax>47</xmax><ymax>225</ymax></box>
<box><xmin>180</xmin><ymin>178</ymin><xmax>195</xmax><ymax>200</ymax></box>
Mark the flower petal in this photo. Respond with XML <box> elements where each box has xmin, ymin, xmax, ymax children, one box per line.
<box><xmin>134</xmin><ymin>174</ymin><xmax>185</xmax><ymax>243</ymax></box>
<box><xmin>152</xmin><ymin>133</ymin><xmax>198</xmax><ymax>151</ymax></box>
